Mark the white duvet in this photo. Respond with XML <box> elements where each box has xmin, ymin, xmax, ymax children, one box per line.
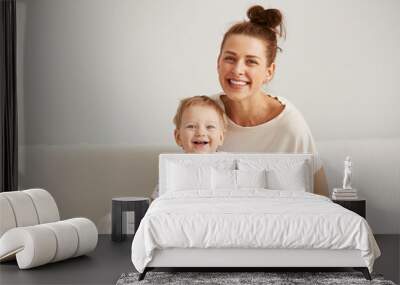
<box><xmin>131</xmin><ymin>190</ymin><xmax>380</xmax><ymax>273</ymax></box>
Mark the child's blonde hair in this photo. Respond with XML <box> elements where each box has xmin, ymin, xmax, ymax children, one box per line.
<box><xmin>173</xmin><ymin>96</ymin><xmax>227</xmax><ymax>129</ymax></box>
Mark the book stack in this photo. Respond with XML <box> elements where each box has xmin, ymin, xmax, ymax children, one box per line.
<box><xmin>332</xmin><ymin>188</ymin><xmax>358</xmax><ymax>200</ymax></box>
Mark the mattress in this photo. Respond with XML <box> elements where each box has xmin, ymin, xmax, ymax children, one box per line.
<box><xmin>131</xmin><ymin>154</ymin><xmax>380</xmax><ymax>273</ymax></box>
<box><xmin>131</xmin><ymin>190</ymin><xmax>380</xmax><ymax>273</ymax></box>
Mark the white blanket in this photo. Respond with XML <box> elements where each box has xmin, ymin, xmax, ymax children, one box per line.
<box><xmin>131</xmin><ymin>190</ymin><xmax>380</xmax><ymax>273</ymax></box>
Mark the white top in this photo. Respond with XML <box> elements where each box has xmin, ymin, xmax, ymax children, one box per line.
<box><xmin>211</xmin><ymin>94</ymin><xmax>321</xmax><ymax>170</ymax></box>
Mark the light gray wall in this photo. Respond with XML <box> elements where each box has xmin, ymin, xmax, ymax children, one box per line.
<box><xmin>17</xmin><ymin>0</ymin><xmax>400</xmax><ymax>234</ymax></box>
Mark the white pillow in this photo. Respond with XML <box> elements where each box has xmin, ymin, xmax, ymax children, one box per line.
<box><xmin>237</xmin><ymin>169</ymin><xmax>267</xmax><ymax>189</ymax></box>
<box><xmin>167</xmin><ymin>162</ymin><xmax>212</xmax><ymax>191</ymax></box>
<box><xmin>212</xmin><ymin>168</ymin><xmax>237</xmax><ymax>190</ymax></box>
<box><xmin>267</xmin><ymin>162</ymin><xmax>309</xmax><ymax>191</ymax></box>
<box><xmin>211</xmin><ymin>168</ymin><xmax>267</xmax><ymax>191</ymax></box>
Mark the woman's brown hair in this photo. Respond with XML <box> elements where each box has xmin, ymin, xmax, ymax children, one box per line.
<box><xmin>219</xmin><ymin>5</ymin><xmax>285</xmax><ymax>66</ymax></box>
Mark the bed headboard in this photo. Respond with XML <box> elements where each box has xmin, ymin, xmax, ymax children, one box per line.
<box><xmin>159</xmin><ymin>153</ymin><xmax>314</xmax><ymax>195</ymax></box>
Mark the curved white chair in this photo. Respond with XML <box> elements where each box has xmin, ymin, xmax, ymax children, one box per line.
<box><xmin>0</xmin><ymin>189</ymin><xmax>98</xmax><ymax>269</ymax></box>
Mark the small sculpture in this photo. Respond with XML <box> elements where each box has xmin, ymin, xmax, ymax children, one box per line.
<box><xmin>342</xmin><ymin>156</ymin><xmax>352</xmax><ymax>190</ymax></box>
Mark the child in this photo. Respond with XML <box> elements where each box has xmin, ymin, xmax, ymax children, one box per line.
<box><xmin>173</xmin><ymin>95</ymin><xmax>226</xmax><ymax>154</ymax></box>
<box><xmin>152</xmin><ymin>96</ymin><xmax>227</xmax><ymax>199</ymax></box>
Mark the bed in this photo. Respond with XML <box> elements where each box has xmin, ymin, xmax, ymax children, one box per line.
<box><xmin>131</xmin><ymin>153</ymin><xmax>380</xmax><ymax>280</ymax></box>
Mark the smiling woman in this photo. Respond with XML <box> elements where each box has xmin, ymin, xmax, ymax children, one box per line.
<box><xmin>212</xmin><ymin>5</ymin><xmax>329</xmax><ymax>196</ymax></box>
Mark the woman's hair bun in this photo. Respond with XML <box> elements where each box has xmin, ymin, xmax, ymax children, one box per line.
<box><xmin>247</xmin><ymin>5</ymin><xmax>283</xmax><ymax>29</ymax></box>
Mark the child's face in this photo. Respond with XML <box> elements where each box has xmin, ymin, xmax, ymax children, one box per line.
<box><xmin>175</xmin><ymin>105</ymin><xmax>224</xmax><ymax>154</ymax></box>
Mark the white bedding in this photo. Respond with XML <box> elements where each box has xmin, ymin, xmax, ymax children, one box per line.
<box><xmin>131</xmin><ymin>190</ymin><xmax>380</xmax><ymax>273</ymax></box>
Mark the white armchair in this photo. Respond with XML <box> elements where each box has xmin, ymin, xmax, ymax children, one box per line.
<box><xmin>0</xmin><ymin>189</ymin><xmax>98</xmax><ymax>269</ymax></box>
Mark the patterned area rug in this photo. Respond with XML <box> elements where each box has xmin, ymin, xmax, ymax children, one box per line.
<box><xmin>116</xmin><ymin>271</ymin><xmax>396</xmax><ymax>285</ymax></box>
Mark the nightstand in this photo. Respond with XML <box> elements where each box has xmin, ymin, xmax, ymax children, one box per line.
<box><xmin>112</xmin><ymin>197</ymin><xmax>150</xmax><ymax>242</ymax></box>
<box><xmin>332</xmin><ymin>198</ymin><xmax>366</xmax><ymax>218</ymax></box>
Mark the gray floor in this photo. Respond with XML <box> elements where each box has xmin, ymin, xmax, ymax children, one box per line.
<box><xmin>0</xmin><ymin>235</ymin><xmax>398</xmax><ymax>285</ymax></box>
<box><xmin>0</xmin><ymin>235</ymin><xmax>134</xmax><ymax>285</ymax></box>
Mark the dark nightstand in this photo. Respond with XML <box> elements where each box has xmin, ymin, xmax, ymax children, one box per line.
<box><xmin>332</xmin><ymin>198</ymin><xmax>366</xmax><ymax>218</ymax></box>
<box><xmin>112</xmin><ymin>197</ymin><xmax>150</xmax><ymax>242</ymax></box>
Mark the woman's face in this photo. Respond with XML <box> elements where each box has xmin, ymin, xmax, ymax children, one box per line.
<box><xmin>217</xmin><ymin>34</ymin><xmax>275</xmax><ymax>101</ymax></box>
